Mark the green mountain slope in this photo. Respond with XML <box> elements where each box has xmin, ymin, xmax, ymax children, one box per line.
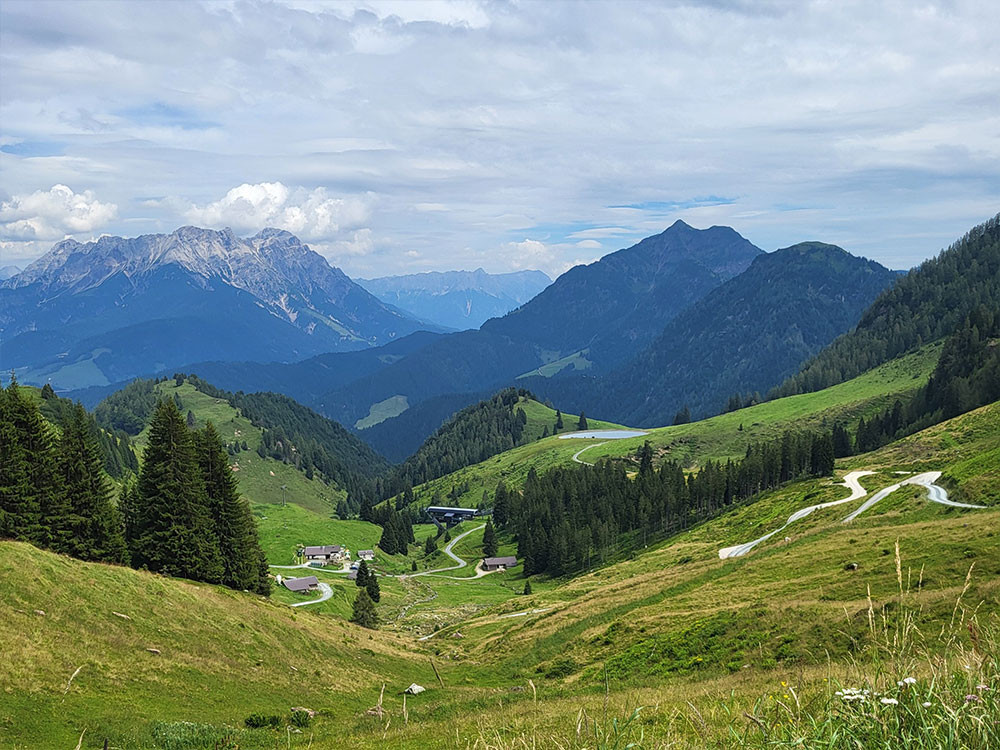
<box><xmin>407</xmin><ymin>344</ymin><xmax>940</xmax><ymax>510</ymax></box>
<box><xmin>541</xmin><ymin>241</ymin><xmax>897</xmax><ymax>426</ymax></box>
<box><xmin>382</xmin><ymin>388</ymin><xmax>622</xmax><ymax>500</ymax></box>
<box><xmin>773</xmin><ymin>212</ymin><xmax>1000</xmax><ymax>398</ymax></box>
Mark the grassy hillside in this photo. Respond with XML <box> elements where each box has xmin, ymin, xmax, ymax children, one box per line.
<box><xmin>0</xmin><ymin>541</ymin><xmax>434</xmax><ymax>750</ymax></box>
<box><xmin>128</xmin><ymin>382</ymin><xmax>397</xmax><ymax>570</ymax></box>
<box><xmin>409</xmin><ymin>344</ymin><xmax>940</xmax><ymax>509</ymax></box>
<box><xmin>4</xmin><ymin>399</ymin><xmax>997</xmax><ymax>748</ymax></box>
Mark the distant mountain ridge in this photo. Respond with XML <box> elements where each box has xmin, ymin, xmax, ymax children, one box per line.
<box><xmin>481</xmin><ymin>220</ymin><xmax>764</xmax><ymax>372</ymax></box>
<box><xmin>528</xmin><ymin>241</ymin><xmax>899</xmax><ymax>426</ymax></box>
<box><xmin>0</xmin><ymin>226</ymin><xmax>434</xmax><ymax>389</ymax></box>
<box><xmin>359</xmin><ymin>268</ymin><xmax>551</xmax><ymax>330</ymax></box>
<box><xmin>0</xmin><ymin>265</ymin><xmax>19</xmax><ymax>280</ymax></box>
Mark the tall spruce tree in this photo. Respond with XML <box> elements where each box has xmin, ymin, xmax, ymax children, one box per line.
<box><xmin>355</xmin><ymin>559</ymin><xmax>370</xmax><ymax>588</ymax></box>
<box><xmin>493</xmin><ymin>481</ymin><xmax>509</xmax><ymax>527</ymax></box>
<box><xmin>351</xmin><ymin>588</ymin><xmax>378</xmax><ymax>629</ymax></box>
<box><xmin>196</xmin><ymin>421</ymin><xmax>266</xmax><ymax>592</ymax></box>
<box><xmin>482</xmin><ymin>518</ymin><xmax>498</xmax><ymax>558</ymax></box>
<box><xmin>134</xmin><ymin>400</ymin><xmax>223</xmax><ymax>583</ymax></box>
<box><xmin>3</xmin><ymin>378</ymin><xmax>60</xmax><ymax>546</ymax></box>
<box><xmin>0</xmin><ymin>382</ymin><xmax>41</xmax><ymax>543</ymax></box>
<box><xmin>56</xmin><ymin>403</ymin><xmax>128</xmax><ymax>563</ymax></box>
<box><xmin>577</xmin><ymin>411</ymin><xmax>588</xmax><ymax>430</ymax></box>
<box><xmin>365</xmin><ymin>570</ymin><xmax>381</xmax><ymax>603</ymax></box>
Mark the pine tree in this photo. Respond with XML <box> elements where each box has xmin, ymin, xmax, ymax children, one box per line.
<box><xmin>577</xmin><ymin>411</ymin><xmax>588</xmax><ymax>430</ymax></box>
<box><xmin>365</xmin><ymin>571</ymin><xmax>381</xmax><ymax>603</ymax></box>
<box><xmin>492</xmin><ymin>481</ymin><xmax>510</xmax><ymax>527</ymax></box>
<box><xmin>554</xmin><ymin>409</ymin><xmax>563</xmax><ymax>431</ymax></box>
<box><xmin>351</xmin><ymin>588</ymin><xmax>378</xmax><ymax>629</ymax></box>
<box><xmin>197</xmin><ymin>422</ymin><xmax>265</xmax><ymax>592</ymax></box>
<box><xmin>673</xmin><ymin>406</ymin><xmax>691</xmax><ymax>425</ymax></box>
<box><xmin>134</xmin><ymin>400</ymin><xmax>223</xmax><ymax>583</ymax></box>
<box><xmin>356</xmin><ymin>559</ymin><xmax>370</xmax><ymax>588</ymax></box>
<box><xmin>523</xmin><ymin>580</ymin><xmax>532</xmax><ymax>595</ymax></box>
<box><xmin>186</xmin><ymin>410</ymin><xmax>196</xmax><ymax>428</ymax></box>
<box><xmin>482</xmin><ymin>518</ymin><xmax>498</xmax><ymax>558</ymax></box>
<box><xmin>0</xmin><ymin>382</ymin><xmax>39</xmax><ymax>543</ymax></box>
<box><xmin>424</xmin><ymin>534</ymin><xmax>437</xmax><ymax>556</ymax></box>
<box><xmin>3</xmin><ymin>378</ymin><xmax>59</xmax><ymax>546</ymax></box>
<box><xmin>56</xmin><ymin>403</ymin><xmax>127</xmax><ymax>563</ymax></box>
<box><xmin>378</xmin><ymin>523</ymin><xmax>398</xmax><ymax>555</ymax></box>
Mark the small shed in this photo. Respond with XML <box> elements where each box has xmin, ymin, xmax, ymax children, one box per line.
<box><xmin>282</xmin><ymin>575</ymin><xmax>319</xmax><ymax>593</ymax></box>
<box><xmin>358</xmin><ymin>549</ymin><xmax>375</xmax><ymax>561</ymax></box>
<box><xmin>482</xmin><ymin>556</ymin><xmax>517</xmax><ymax>572</ymax></box>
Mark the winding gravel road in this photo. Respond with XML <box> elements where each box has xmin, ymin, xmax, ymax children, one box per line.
<box><xmin>719</xmin><ymin>470</ymin><xmax>985</xmax><ymax>559</ymax></box>
<box><xmin>402</xmin><ymin>524</ymin><xmax>485</xmax><ymax>578</ymax></box>
<box><xmin>289</xmin><ymin>582</ymin><xmax>333</xmax><ymax>608</ymax></box>
<box><xmin>572</xmin><ymin>442</ymin><xmax>608</xmax><ymax>466</ymax></box>
<box><xmin>719</xmin><ymin>470</ymin><xmax>876</xmax><ymax>559</ymax></box>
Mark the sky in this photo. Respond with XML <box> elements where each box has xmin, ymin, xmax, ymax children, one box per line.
<box><xmin>1</xmin><ymin>0</ymin><xmax>998</xmax><ymax>279</ymax></box>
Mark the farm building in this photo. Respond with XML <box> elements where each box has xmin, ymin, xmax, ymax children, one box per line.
<box><xmin>358</xmin><ymin>549</ymin><xmax>375</xmax><ymax>561</ymax></box>
<box><xmin>482</xmin><ymin>556</ymin><xmax>517</xmax><ymax>572</ymax></box>
<box><xmin>282</xmin><ymin>575</ymin><xmax>319</xmax><ymax>593</ymax></box>
<box><xmin>427</xmin><ymin>506</ymin><xmax>479</xmax><ymax>527</ymax></box>
<box><xmin>302</xmin><ymin>545</ymin><xmax>348</xmax><ymax>565</ymax></box>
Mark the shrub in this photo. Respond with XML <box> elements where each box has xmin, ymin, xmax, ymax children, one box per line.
<box><xmin>244</xmin><ymin>713</ymin><xmax>282</xmax><ymax>729</ymax></box>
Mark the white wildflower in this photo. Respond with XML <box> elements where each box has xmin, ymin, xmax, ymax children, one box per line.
<box><xmin>922</xmin><ymin>702</ymin><xmax>932</xmax><ymax>708</ymax></box>
<box><xmin>880</xmin><ymin>697</ymin><xmax>899</xmax><ymax>705</ymax></box>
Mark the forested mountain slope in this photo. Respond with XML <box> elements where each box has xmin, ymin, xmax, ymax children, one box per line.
<box><xmin>536</xmin><ymin>242</ymin><xmax>896</xmax><ymax>426</ymax></box>
<box><xmin>772</xmin><ymin>212</ymin><xmax>1000</xmax><ymax>397</ymax></box>
<box><xmin>481</xmin><ymin>219</ymin><xmax>763</xmax><ymax>372</ymax></box>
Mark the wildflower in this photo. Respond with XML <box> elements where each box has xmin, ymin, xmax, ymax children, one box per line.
<box><xmin>922</xmin><ymin>702</ymin><xmax>932</xmax><ymax>708</ymax></box>
<box><xmin>880</xmin><ymin>698</ymin><xmax>898</xmax><ymax>706</ymax></box>
<box><xmin>965</xmin><ymin>694</ymin><xmax>981</xmax><ymax>703</ymax></box>
<box><xmin>976</xmin><ymin>684</ymin><xmax>989</xmax><ymax>691</ymax></box>
<box><xmin>898</xmin><ymin>677</ymin><xmax>917</xmax><ymax>686</ymax></box>
<box><xmin>781</xmin><ymin>681</ymin><xmax>787</xmax><ymax>687</ymax></box>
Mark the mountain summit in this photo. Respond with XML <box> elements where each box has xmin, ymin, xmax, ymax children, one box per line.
<box><xmin>0</xmin><ymin>226</ymin><xmax>432</xmax><ymax>389</ymax></box>
<box><xmin>481</xmin><ymin>219</ymin><xmax>764</xmax><ymax>371</ymax></box>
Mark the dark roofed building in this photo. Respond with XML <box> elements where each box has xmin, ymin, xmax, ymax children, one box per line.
<box><xmin>482</xmin><ymin>556</ymin><xmax>517</xmax><ymax>572</ymax></box>
<box><xmin>301</xmin><ymin>545</ymin><xmax>347</xmax><ymax>565</ymax></box>
<box><xmin>358</xmin><ymin>550</ymin><xmax>375</xmax><ymax>561</ymax></box>
<box><xmin>282</xmin><ymin>575</ymin><xmax>319</xmax><ymax>593</ymax></box>
<box><xmin>426</xmin><ymin>506</ymin><xmax>478</xmax><ymax>527</ymax></box>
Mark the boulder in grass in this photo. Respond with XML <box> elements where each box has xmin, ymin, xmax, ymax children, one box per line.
<box><xmin>404</xmin><ymin>684</ymin><xmax>425</xmax><ymax>695</ymax></box>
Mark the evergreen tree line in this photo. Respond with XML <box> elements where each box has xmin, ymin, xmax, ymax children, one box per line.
<box><xmin>771</xmin><ymin>213</ymin><xmax>1000</xmax><ymax>399</ymax></box>
<box><xmin>382</xmin><ymin>388</ymin><xmax>535</xmax><ymax>501</ymax></box>
<box><xmin>365</xmin><ymin>502</ymin><xmax>415</xmax><ymax>555</ymax></box>
<box><xmin>497</xmin><ymin>429</ymin><xmax>835</xmax><ymax>578</ymax></box>
<box><xmin>1</xmin><ymin>379</ymin><xmax>128</xmax><ymax>564</ymax></box>
<box><xmin>37</xmin><ymin>383</ymin><xmax>139</xmax><ymax>478</ymax></box>
<box><xmin>838</xmin><ymin>305</ymin><xmax>1000</xmax><ymax>456</ymax></box>
<box><xmin>121</xmin><ymin>399</ymin><xmax>270</xmax><ymax>593</ymax></box>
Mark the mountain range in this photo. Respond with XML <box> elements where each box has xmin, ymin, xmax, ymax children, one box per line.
<box><xmin>0</xmin><ymin>226</ymin><xmax>434</xmax><ymax>388</ymax></box>
<box><xmin>526</xmin><ymin>241</ymin><xmax>898</xmax><ymax>426</ymax></box>
<box><xmin>358</xmin><ymin>268</ymin><xmax>551</xmax><ymax>330</ymax></box>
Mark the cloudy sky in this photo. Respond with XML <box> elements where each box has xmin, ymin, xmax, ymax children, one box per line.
<box><xmin>1</xmin><ymin>0</ymin><xmax>998</xmax><ymax>278</ymax></box>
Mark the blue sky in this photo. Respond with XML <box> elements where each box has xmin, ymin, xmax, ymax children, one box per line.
<box><xmin>1</xmin><ymin>0</ymin><xmax>998</xmax><ymax>278</ymax></box>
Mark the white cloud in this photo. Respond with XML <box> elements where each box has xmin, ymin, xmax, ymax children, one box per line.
<box><xmin>184</xmin><ymin>182</ymin><xmax>373</xmax><ymax>241</ymax></box>
<box><xmin>575</xmin><ymin>239</ymin><xmax>602</xmax><ymax>249</ymax></box>
<box><xmin>0</xmin><ymin>184</ymin><xmax>117</xmax><ymax>241</ymax></box>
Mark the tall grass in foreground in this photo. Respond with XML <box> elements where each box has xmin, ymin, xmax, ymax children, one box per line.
<box><xmin>470</xmin><ymin>545</ymin><xmax>998</xmax><ymax>749</ymax></box>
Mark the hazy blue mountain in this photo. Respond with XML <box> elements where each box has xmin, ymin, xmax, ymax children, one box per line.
<box><xmin>358</xmin><ymin>268</ymin><xmax>551</xmax><ymax>330</ymax></box>
<box><xmin>0</xmin><ymin>226</ymin><xmax>435</xmax><ymax>389</ymax></box>
<box><xmin>527</xmin><ymin>242</ymin><xmax>899</xmax><ymax>426</ymax></box>
<box><xmin>0</xmin><ymin>265</ymin><xmax>20</xmax><ymax>280</ymax></box>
